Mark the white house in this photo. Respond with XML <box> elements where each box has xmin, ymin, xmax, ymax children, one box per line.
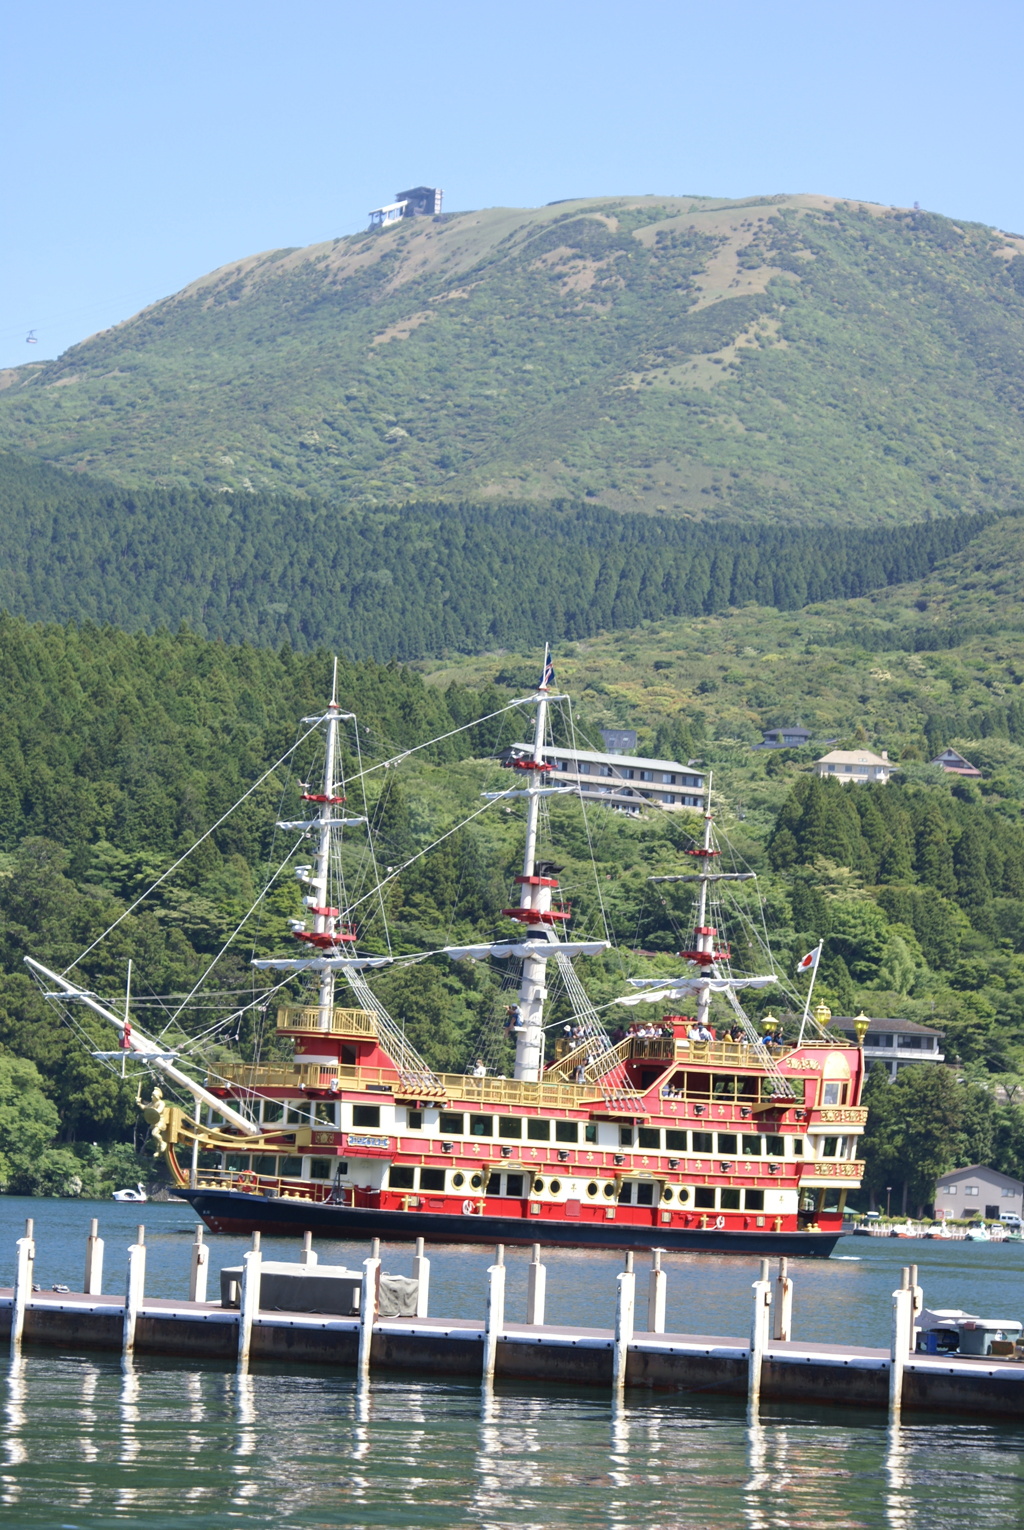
<box><xmin>500</xmin><ymin>744</ymin><xmax>704</xmax><ymax>815</ymax></box>
<box><xmin>815</xmin><ymin>749</ymin><xmax>893</xmax><ymax>784</ymax></box>
<box><xmin>935</xmin><ymin>1165</ymin><xmax>1023</xmax><ymax>1220</ymax></box>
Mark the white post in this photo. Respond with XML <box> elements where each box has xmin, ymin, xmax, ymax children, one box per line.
<box><xmin>10</xmin><ymin>1219</ymin><xmax>35</xmax><ymax>1353</ymax></box>
<box><xmin>358</xmin><ymin>1253</ymin><xmax>380</xmax><ymax>1378</ymax></box>
<box><xmin>749</xmin><ymin>1258</ymin><xmax>772</xmax><ymax>1406</ymax></box>
<box><xmin>189</xmin><ymin>1224</ymin><xmax>209</xmax><ymax>1303</ymax></box>
<box><xmin>613</xmin><ymin>1252</ymin><xmax>636</xmax><ymax>1392</ymax></box>
<box><xmin>412</xmin><ymin>1237</ymin><xmax>430</xmax><ymax>1318</ymax></box>
<box><xmin>84</xmin><ymin>1218</ymin><xmax>104</xmax><ymax>1297</ymax></box>
<box><xmin>647</xmin><ymin>1247</ymin><xmax>666</xmax><ymax>1334</ymax></box>
<box><xmin>190</xmin><ymin>1134</ymin><xmax>199</xmax><ymax>1190</ymax></box>
<box><xmin>772</xmin><ymin>1257</ymin><xmax>793</xmax><ymax>1342</ymax></box>
<box><xmin>300</xmin><ymin>1231</ymin><xmax>318</xmax><ymax>1267</ymax></box>
<box><xmin>890</xmin><ymin>1267</ymin><xmax>913</xmax><ymax>1416</ymax></box>
<box><xmin>909</xmin><ymin>1262</ymin><xmax>923</xmax><ymax>1350</ymax></box>
<box><xmin>123</xmin><ymin>1225</ymin><xmax>146</xmax><ymax>1358</ymax></box>
<box><xmin>482</xmin><ymin>1246</ymin><xmax>506</xmax><ymax>1383</ymax></box>
<box><xmin>526</xmin><ymin>1242</ymin><xmax>546</xmax><ymax>1327</ymax></box>
<box><xmin>237</xmin><ymin>1233</ymin><xmax>262</xmax><ymax>1370</ymax></box>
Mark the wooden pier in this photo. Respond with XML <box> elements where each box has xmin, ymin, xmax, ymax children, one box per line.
<box><xmin>4</xmin><ymin>1220</ymin><xmax>1024</xmax><ymax>1419</ymax></box>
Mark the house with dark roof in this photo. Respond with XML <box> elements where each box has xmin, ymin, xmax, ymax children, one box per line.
<box><xmin>931</xmin><ymin>748</ymin><xmax>982</xmax><ymax>778</ymax></box>
<box><xmin>756</xmin><ymin>726</ymin><xmax>813</xmax><ymax>749</ymax></box>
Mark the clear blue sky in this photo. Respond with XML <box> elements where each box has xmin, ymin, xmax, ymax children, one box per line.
<box><xmin>2</xmin><ymin>0</ymin><xmax>1022</xmax><ymax>369</ymax></box>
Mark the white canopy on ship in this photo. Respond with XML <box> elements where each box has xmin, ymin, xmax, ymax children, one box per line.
<box><xmin>615</xmin><ymin>975</ymin><xmax>777</xmax><ymax>1006</ymax></box>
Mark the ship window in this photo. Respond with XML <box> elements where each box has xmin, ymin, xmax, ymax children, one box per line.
<box><xmin>717</xmin><ymin>1134</ymin><xmax>738</xmax><ymax>1154</ymax></box>
<box><xmin>662</xmin><ymin>1187</ymin><xmax>673</xmax><ymax>1201</ymax></box>
<box><xmin>677</xmin><ymin>1188</ymin><xmax>690</xmax><ymax>1203</ymax></box>
<box><xmin>684</xmin><ymin>1073</ymin><xmax>711</xmax><ymax>1098</ymax></box>
<box><xmin>737</xmin><ymin>1077</ymin><xmax>759</xmax><ymax>1100</ymax></box>
<box><xmin>226</xmin><ymin>1155</ymin><xmax>250</xmax><ymax>1172</ymax></box>
<box><xmin>419</xmin><ymin>1168</ymin><xmax>446</xmax><ymax>1192</ymax></box>
<box><xmin>487</xmin><ymin>1174</ymin><xmax>502</xmax><ymax>1194</ymax></box>
<box><xmin>527</xmin><ymin>1120</ymin><xmax>550</xmax><ymax>1141</ymax></box>
<box><xmin>822</xmin><ymin>1082</ymin><xmax>842</xmax><ymax>1105</ymax></box>
<box><xmin>764</xmin><ymin>1077</ymin><xmax>804</xmax><ymax>1103</ymax></box>
<box><xmin>822</xmin><ymin>1136</ymin><xmax>840</xmax><ymax>1157</ymax></box>
<box><xmin>793</xmin><ymin>1139</ymin><xmax>803</xmax><ymax>1155</ymax></box>
<box><xmin>603</xmin><ymin>1183</ymin><xmax>616</xmax><ymax>1198</ymax></box>
<box><xmin>470</xmin><ymin>1115</ymin><xmax>493</xmax><ymax>1137</ymax></box>
<box><xmin>586</xmin><ymin>1182</ymin><xmax>599</xmax><ymax>1197</ymax></box>
<box><xmin>352</xmin><ymin>1105</ymin><xmax>381</xmax><ymax>1128</ymax></box>
<box><xmin>619</xmin><ymin>1127</ymin><xmax>634</xmax><ymax>1147</ymax></box>
<box><xmin>636</xmin><ymin>1183</ymin><xmax>655</xmax><ymax>1206</ymax></box>
<box><xmin>765</xmin><ymin>1135</ymin><xmax>785</xmax><ymax>1156</ymax></box>
<box><xmin>505</xmin><ymin>1174</ymin><xmax>525</xmax><ymax>1197</ymax></box>
<box><xmin>499</xmin><ymin>1117</ymin><xmax>522</xmax><ymax>1139</ymax></box>
<box><xmin>638</xmin><ymin>1128</ymin><xmax>660</xmax><ymax>1149</ymax></box>
<box><xmin>452</xmin><ymin>1173</ymin><xmax>465</xmax><ymax>1189</ymax></box>
<box><xmin>388</xmin><ymin>1167</ymin><xmax>415</xmax><ymax>1190</ymax></box>
<box><xmin>585</xmin><ymin>1123</ymin><xmax>598</xmax><ymax>1144</ymax></box>
<box><xmin>253</xmin><ymin>1155</ymin><xmax>277</xmax><ymax>1174</ymax></box>
<box><xmin>533</xmin><ymin>1178</ymin><xmax>545</xmax><ymax>1193</ymax></box>
<box><xmin>712</xmin><ymin>1077</ymin><xmax>736</xmax><ymax>1100</ymax></box>
<box><xmin>665</xmin><ymin>1130</ymin><xmax>687</xmax><ymax>1152</ymax></box>
<box><xmin>719</xmin><ymin>1188</ymin><xmax>741</xmax><ymax>1211</ymax></box>
<box><xmin>742</xmin><ymin>1135</ymin><xmax>762</xmax><ymax>1156</ymax></box>
<box><xmin>555</xmin><ymin>1122</ymin><xmax>578</xmax><ymax>1144</ymax></box>
<box><xmin>286</xmin><ymin>1104</ymin><xmax>309</xmax><ymax>1126</ymax></box>
<box><xmin>744</xmin><ymin>1189</ymin><xmax>765</xmax><ymax>1211</ymax></box>
<box><xmin>692</xmin><ymin>1131</ymin><xmax>713</xmax><ymax>1153</ymax></box>
<box><xmin>549</xmin><ymin>1179</ymin><xmax>562</xmax><ymax>1194</ymax></box>
<box><xmin>309</xmin><ymin>1158</ymin><xmax>333</xmax><ymax>1180</ymax></box>
<box><xmin>694</xmin><ymin>1187</ymin><xmax>715</xmax><ymax>1209</ymax></box>
<box><xmin>618</xmin><ymin>1183</ymin><xmax>633</xmax><ymax>1204</ymax></box>
<box><xmin>260</xmin><ymin>1101</ymin><xmax>283</xmax><ymax>1124</ymax></box>
<box><xmin>470</xmin><ymin>1173</ymin><xmax>484</xmax><ymax>1189</ymax></box>
<box><xmin>314</xmin><ymin>1103</ymin><xmax>337</xmax><ymax>1126</ymax></box>
<box><xmin>279</xmin><ymin>1156</ymin><xmax>303</xmax><ymax>1178</ymax></box>
<box><xmin>407</xmin><ymin>1110</ymin><xmax>423</xmax><ymax>1129</ymax></box>
<box><xmin>439</xmin><ymin>1112</ymin><xmax>464</xmax><ymax>1135</ymax></box>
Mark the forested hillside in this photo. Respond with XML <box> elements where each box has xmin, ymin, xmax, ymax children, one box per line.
<box><xmin>0</xmin><ymin>451</ymin><xmax>999</xmax><ymax>657</ymax></box>
<box><xmin>3</xmin><ymin>195</ymin><xmax>1024</xmax><ymax>522</ymax></box>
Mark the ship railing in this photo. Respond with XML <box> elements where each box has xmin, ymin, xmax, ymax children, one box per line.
<box><xmin>276</xmin><ymin>1006</ymin><xmax>378</xmax><ymax>1037</ymax></box>
<box><xmin>208</xmin><ymin>1062</ymin><xmax>344</xmax><ymax>1090</ymax></box>
<box><xmin>205</xmin><ymin>1060</ymin><xmax>603</xmax><ymax>1108</ymax></box>
<box><xmin>191</xmin><ymin>1166</ymin><xmax>347</xmax><ymax>1203</ymax></box>
<box><xmin>439</xmin><ymin>1072</ymin><xmax>603</xmax><ymax>1109</ymax></box>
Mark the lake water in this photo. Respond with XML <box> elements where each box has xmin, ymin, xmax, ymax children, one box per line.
<box><xmin>1</xmin><ymin>1198</ymin><xmax>1024</xmax><ymax>1527</ymax></box>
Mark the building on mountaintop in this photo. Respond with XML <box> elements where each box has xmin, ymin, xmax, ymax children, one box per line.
<box><xmin>368</xmin><ymin>186</ymin><xmax>443</xmax><ymax>227</ymax></box>
<box><xmin>934</xmin><ymin>1165</ymin><xmax>1023</xmax><ymax>1221</ymax></box>
<box><xmin>756</xmin><ymin>726</ymin><xmax>813</xmax><ymax>749</ymax></box>
<box><xmin>815</xmin><ymin>749</ymin><xmax>893</xmax><ymax>784</ymax></box>
<box><xmin>498</xmin><ymin>742</ymin><xmax>704</xmax><ymax>815</ymax></box>
<box><xmin>832</xmin><ymin>1015</ymin><xmax>944</xmax><ymax>1079</ymax></box>
<box><xmin>930</xmin><ymin>747</ymin><xmax>982</xmax><ymax>778</ymax></box>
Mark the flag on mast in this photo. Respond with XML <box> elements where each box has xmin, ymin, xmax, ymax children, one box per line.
<box><xmin>796</xmin><ymin>946</ymin><xmax>820</xmax><ymax>974</ymax></box>
<box><xmin>539</xmin><ymin>650</ymin><xmax>555</xmax><ymax>692</ymax></box>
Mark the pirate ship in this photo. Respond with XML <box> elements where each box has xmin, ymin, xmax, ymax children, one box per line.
<box><xmin>28</xmin><ymin>661</ymin><xmax>866</xmax><ymax>1254</ymax></box>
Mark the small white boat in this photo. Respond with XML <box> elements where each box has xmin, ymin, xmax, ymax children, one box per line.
<box><xmin>965</xmin><ymin>1223</ymin><xmax>990</xmax><ymax>1242</ymax></box>
<box><xmin>111</xmin><ymin>1183</ymin><xmax>147</xmax><ymax>1203</ymax></box>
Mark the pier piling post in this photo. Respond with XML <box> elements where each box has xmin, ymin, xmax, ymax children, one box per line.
<box><xmin>300</xmin><ymin>1231</ymin><xmax>318</xmax><ymax>1267</ymax></box>
<box><xmin>613</xmin><ymin>1252</ymin><xmax>635</xmax><ymax>1392</ymax></box>
<box><xmin>10</xmin><ymin>1218</ymin><xmax>35</xmax><ymax>1353</ymax></box>
<box><xmin>748</xmin><ymin>1258</ymin><xmax>772</xmax><ymax>1407</ymax></box>
<box><xmin>647</xmin><ymin>1248</ymin><xmax>666</xmax><ymax>1334</ymax></box>
<box><xmin>84</xmin><ymin>1218</ymin><xmax>104</xmax><ymax>1297</ymax></box>
<box><xmin>358</xmin><ymin>1250</ymin><xmax>381</xmax><ymax>1379</ymax></box>
<box><xmin>482</xmin><ymin>1246</ymin><xmax>506</xmax><ymax>1384</ymax></box>
<box><xmin>526</xmin><ymin>1242</ymin><xmax>546</xmax><ymax>1327</ymax></box>
<box><xmin>772</xmin><ymin>1257</ymin><xmax>793</xmax><ymax>1342</ymax></box>
<box><xmin>889</xmin><ymin>1266</ymin><xmax>913</xmax><ymax>1416</ymax></box>
<box><xmin>237</xmin><ymin>1232</ymin><xmax>262</xmax><ymax>1371</ymax></box>
<box><xmin>412</xmin><ymin>1237</ymin><xmax>430</xmax><ymax>1318</ymax></box>
<box><xmin>909</xmin><ymin>1262</ymin><xmax>923</xmax><ymax>1349</ymax></box>
<box><xmin>188</xmin><ymin>1225</ymin><xmax>209</xmax><ymax>1303</ymax></box>
<box><xmin>123</xmin><ymin>1225</ymin><xmax>146</xmax><ymax>1358</ymax></box>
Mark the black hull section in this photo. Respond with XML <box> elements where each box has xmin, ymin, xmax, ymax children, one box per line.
<box><xmin>173</xmin><ymin>1188</ymin><xmax>845</xmax><ymax>1258</ymax></box>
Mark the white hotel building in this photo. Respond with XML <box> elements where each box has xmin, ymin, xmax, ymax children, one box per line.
<box><xmin>503</xmin><ymin>743</ymin><xmax>706</xmax><ymax>814</ymax></box>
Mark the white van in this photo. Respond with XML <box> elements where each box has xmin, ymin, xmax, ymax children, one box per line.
<box><xmin>999</xmin><ymin>1212</ymin><xmax>1022</xmax><ymax>1228</ymax></box>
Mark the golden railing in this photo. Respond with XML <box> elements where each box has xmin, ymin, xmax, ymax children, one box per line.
<box><xmin>276</xmin><ymin>1006</ymin><xmax>377</xmax><ymax>1037</ymax></box>
<box><xmin>800</xmin><ymin>1160</ymin><xmax>865</xmax><ymax>1179</ymax></box>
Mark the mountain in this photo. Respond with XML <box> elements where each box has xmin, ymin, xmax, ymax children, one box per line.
<box><xmin>3</xmin><ymin>194</ymin><xmax>1024</xmax><ymax>522</ymax></box>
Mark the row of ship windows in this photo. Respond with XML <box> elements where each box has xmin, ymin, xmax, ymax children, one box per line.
<box><xmin>388</xmin><ymin>1167</ymin><xmax>769</xmax><ymax>1210</ymax></box>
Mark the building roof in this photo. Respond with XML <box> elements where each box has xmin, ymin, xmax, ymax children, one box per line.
<box><xmin>817</xmin><ymin>750</ymin><xmax>889</xmax><ymax>766</ymax></box>
<box><xmin>931</xmin><ymin>748</ymin><xmax>982</xmax><ymax>776</ymax></box>
<box><xmin>511</xmin><ymin>743</ymin><xmax>699</xmax><ymax>775</ymax></box>
<box><xmin>762</xmin><ymin>726</ymin><xmax>812</xmax><ymax>740</ymax></box>
<box><xmin>833</xmin><ymin>1016</ymin><xmax>943</xmax><ymax>1037</ymax></box>
<box><xmin>936</xmin><ymin>1164</ymin><xmax>1024</xmax><ymax>1190</ymax></box>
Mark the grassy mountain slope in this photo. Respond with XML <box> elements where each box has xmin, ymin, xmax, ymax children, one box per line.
<box><xmin>3</xmin><ymin>195</ymin><xmax>1024</xmax><ymax>522</ymax></box>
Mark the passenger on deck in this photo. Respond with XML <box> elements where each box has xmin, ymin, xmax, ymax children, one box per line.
<box><xmin>688</xmin><ymin>1020</ymin><xmax>712</xmax><ymax>1043</ymax></box>
<box><xmin>472</xmin><ymin>1058</ymin><xmax>488</xmax><ymax>1077</ymax></box>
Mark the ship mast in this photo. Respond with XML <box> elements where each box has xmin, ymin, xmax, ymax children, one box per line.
<box><xmin>312</xmin><ymin>662</ymin><xmax>342</xmax><ymax>1032</ymax></box>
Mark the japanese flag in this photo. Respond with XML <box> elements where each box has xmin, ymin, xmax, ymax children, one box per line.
<box><xmin>796</xmin><ymin>947</ymin><xmax>820</xmax><ymax>974</ymax></box>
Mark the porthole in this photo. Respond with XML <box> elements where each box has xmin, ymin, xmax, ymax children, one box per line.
<box><xmin>533</xmin><ymin>1177</ymin><xmax>544</xmax><ymax>1193</ymax></box>
<box><xmin>586</xmin><ymin>1181</ymin><xmax>599</xmax><ymax>1197</ymax></box>
<box><xmin>549</xmin><ymin>1179</ymin><xmax>561</xmax><ymax>1195</ymax></box>
<box><xmin>603</xmin><ymin>1182</ymin><xmax>616</xmax><ymax>1198</ymax></box>
<box><xmin>452</xmin><ymin>1172</ymin><xmax>465</xmax><ymax>1189</ymax></box>
<box><xmin>662</xmin><ymin>1187</ymin><xmax>673</xmax><ymax>1202</ymax></box>
<box><xmin>677</xmin><ymin>1187</ymin><xmax>690</xmax><ymax>1203</ymax></box>
<box><xmin>470</xmin><ymin>1173</ymin><xmax>483</xmax><ymax>1189</ymax></box>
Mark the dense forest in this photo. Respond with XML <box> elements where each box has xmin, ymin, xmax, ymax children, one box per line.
<box><xmin>0</xmin><ymin>452</ymin><xmax>1000</xmax><ymax>659</ymax></box>
<box><xmin>4</xmin><ymin>196</ymin><xmax>1024</xmax><ymax>525</ymax></box>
